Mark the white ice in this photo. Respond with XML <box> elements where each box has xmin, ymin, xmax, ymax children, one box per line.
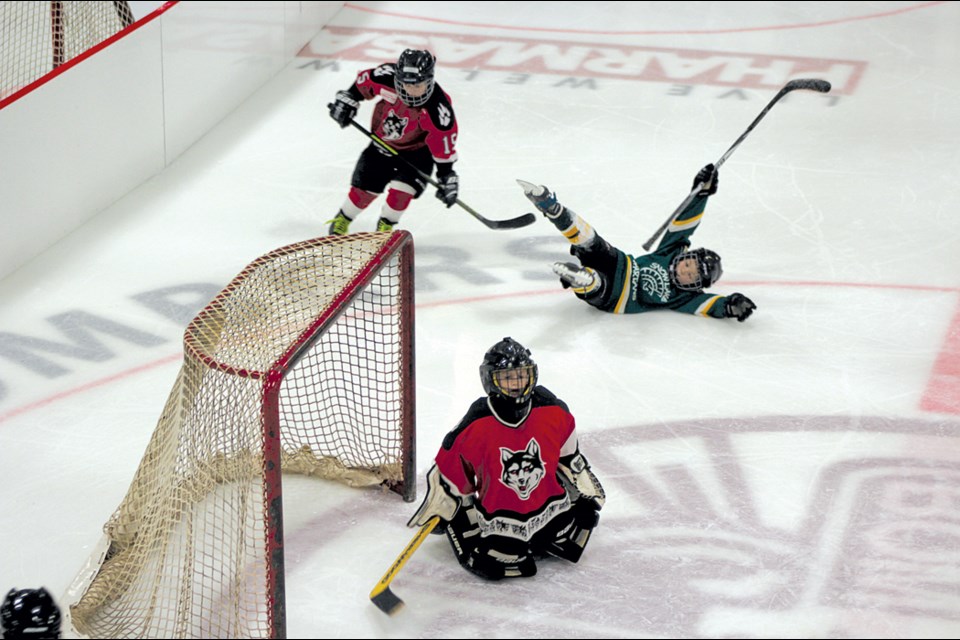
<box><xmin>2</xmin><ymin>2</ymin><xmax>960</xmax><ymax>638</ymax></box>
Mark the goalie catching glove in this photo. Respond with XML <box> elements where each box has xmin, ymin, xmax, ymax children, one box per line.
<box><xmin>558</xmin><ymin>451</ymin><xmax>605</xmax><ymax>510</ymax></box>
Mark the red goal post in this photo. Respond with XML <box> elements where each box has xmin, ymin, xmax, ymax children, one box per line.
<box><xmin>65</xmin><ymin>231</ymin><xmax>416</xmax><ymax>639</ymax></box>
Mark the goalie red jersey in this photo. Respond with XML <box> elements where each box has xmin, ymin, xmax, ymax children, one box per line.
<box><xmin>435</xmin><ymin>387</ymin><xmax>579</xmax><ymax>541</ymax></box>
<box><xmin>408</xmin><ymin>337</ymin><xmax>603</xmax><ymax>581</ymax></box>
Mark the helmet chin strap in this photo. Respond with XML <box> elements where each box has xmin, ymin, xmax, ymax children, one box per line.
<box><xmin>487</xmin><ymin>394</ymin><xmax>532</xmax><ymax>428</ymax></box>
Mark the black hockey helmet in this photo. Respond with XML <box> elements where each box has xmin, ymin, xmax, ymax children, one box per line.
<box><xmin>479</xmin><ymin>337</ymin><xmax>538</xmax><ymax>405</ymax></box>
<box><xmin>394</xmin><ymin>49</ymin><xmax>436</xmax><ymax>107</ymax></box>
<box><xmin>0</xmin><ymin>588</ymin><xmax>61</xmax><ymax>640</ymax></box>
<box><xmin>669</xmin><ymin>248</ymin><xmax>723</xmax><ymax>291</ymax></box>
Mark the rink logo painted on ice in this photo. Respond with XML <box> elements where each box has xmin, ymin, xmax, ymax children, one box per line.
<box><xmin>417</xmin><ymin>416</ymin><xmax>960</xmax><ymax>638</ymax></box>
<box><xmin>920</xmin><ymin>298</ymin><xmax>960</xmax><ymax>415</ymax></box>
<box><xmin>2</xmin><ymin>257</ymin><xmax>958</xmax><ymax>417</ymax></box>
<box><xmin>0</xmin><ymin>283</ymin><xmax>219</xmax><ymax>408</ymax></box>
<box><xmin>302</xmin><ymin>26</ymin><xmax>865</xmax><ymax>94</ymax></box>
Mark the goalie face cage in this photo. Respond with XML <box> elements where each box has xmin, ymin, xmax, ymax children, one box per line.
<box><xmin>1</xmin><ymin>1</ymin><xmax>135</xmax><ymax>102</ymax></box>
<box><xmin>67</xmin><ymin>232</ymin><xmax>415</xmax><ymax>639</ymax></box>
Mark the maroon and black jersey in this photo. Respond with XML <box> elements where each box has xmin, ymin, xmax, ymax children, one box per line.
<box><xmin>434</xmin><ymin>387</ymin><xmax>579</xmax><ymax>542</ymax></box>
<box><xmin>349</xmin><ymin>63</ymin><xmax>458</xmax><ymax>165</ymax></box>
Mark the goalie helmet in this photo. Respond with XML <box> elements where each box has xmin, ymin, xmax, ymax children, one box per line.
<box><xmin>479</xmin><ymin>337</ymin><xmax>538</xmax><ymax>405</ymax></box>
<box><xmin>394</xmin><ymin>49</ymin><xmax>436</xmax><ymax>107</ymax></box>
<box><xmin>0</xmin><ymin>588</ymin><xmax>61</xmax><ymax>640</ymax></box>
<box><xmin>669</xmin><ymin>247</ymin><xmax>723</xmax><ymax>291</ymax></box>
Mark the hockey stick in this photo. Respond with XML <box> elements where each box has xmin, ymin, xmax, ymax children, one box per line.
<box><xmin>369</xmin><ymin>516</ymin><xmax>440</xmax><ymax>615</ymax></box>
<box><xmin>641</xmin><ymin>78</ymin><xmax>832</xmax><ymax>251</ymax></box>
<box><xmin>338</xmin><ymin>115</ymin><xmax>537</xmax><ymax>230</ymax></box>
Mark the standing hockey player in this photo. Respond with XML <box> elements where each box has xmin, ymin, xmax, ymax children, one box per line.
<box><xmin>1</xmin><ymin>588</ymin><xmax>61</xmax><ymax>639</ymax></box>
<box><xmin>408</xmin><ymin>337</ymin><xmax>605</xmax><ymax>580</ymax></box>
<box><xmin>326</xmin><ymin>49</ymin><xmax>460</xmax><ymax>234</ymax></box>
<box><xmin>519</xmin><ymin>164</ymin><xmax>757</xmax><ymax>321</ymax></box>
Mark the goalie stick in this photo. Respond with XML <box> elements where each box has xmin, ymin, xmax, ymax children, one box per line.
<box><xmin>641</xmin><ymin>78</ymin><xmax>832</xmax><ymax>251</ymax></box>
<box><xmin>369</xmin><ymin>516</ymin><xmax>440</xmax><ymax>615</ymax></box>
<box><xmin>338</xmin><ymin>115</ymin><xmax>536</xmax><ymax>231</ymax></box>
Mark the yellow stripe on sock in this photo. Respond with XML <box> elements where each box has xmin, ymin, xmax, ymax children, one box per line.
<box><xmin>562</xmin><ymin>218</ymin><xmax>595</xmax><ymax>245</ymax></box>
<box><xmin>562</xmin><ymin>224</ymin><xmax>581</xmax><ymax>242</ymax></box>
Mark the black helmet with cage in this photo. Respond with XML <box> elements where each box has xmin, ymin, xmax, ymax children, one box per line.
<box><xmin>1</xmin><ymin>587</ymin><xmax>61</xmax><ymax>640</ymax></box>
<box><xmin>669</xmin><ymin>247</ymin><xmax>723</xmax><ymax>291</ymax></box>
<box><xmin>479</xmin><ymin>337</ymin><xmax>538</xmax><ymax>406</ymax></box>
<box><xmin>394</xmin><ymin>49</ymin><xmax>436</xmax><ymax>107</ymax></box>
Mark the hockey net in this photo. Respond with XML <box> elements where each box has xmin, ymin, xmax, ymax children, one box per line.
<box><xmin>66</xmin><ymin>232</ymin><xmax>416</xmax><ymax>639</ymax></box>
<box><xmin>1</xmin><ymin>1</ymin><xmax>135</xmax><ymax>100</ymax></box>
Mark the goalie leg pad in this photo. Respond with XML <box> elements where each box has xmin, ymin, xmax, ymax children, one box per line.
<box><xmin>533</xmin><ymin>499</ymin><xmax>600</xmax><ymax>563</ymax></box>
<box><xmin>462</xmin><ymin>536</ymin><xmax>537</xmax><ymax>581</ymax></box>
<box><xmin>444</xmin><ymin>504</ymin><xmax>481</xmax><ymax>561</ymax></box>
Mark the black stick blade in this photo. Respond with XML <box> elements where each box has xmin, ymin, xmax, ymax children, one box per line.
<box><xmin>487</xmin><ymin>212</ymin><xmax>537</xmax><ymax>230</ymax></box>
<box><xmin>370</xmin><ymin>586</ymin><xmax>405</xmax><ymax>616</ymax></box>
<box><xmin>785</xmin><ymin>78</ymin><xmax>832</xmax><ymax>93</ymax></box>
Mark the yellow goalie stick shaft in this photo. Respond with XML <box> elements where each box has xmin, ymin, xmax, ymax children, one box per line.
<box><xmin>369</xmin><ymin>516</ymin><xmax>440</xmax><ymax>615</ymax></box>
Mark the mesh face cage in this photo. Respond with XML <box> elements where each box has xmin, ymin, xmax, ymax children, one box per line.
<box><xmin>492</xmin><ymin>366</ymin><xmax>538</xmax><ymax>401</ymax></box>
<box><xmin>670</xmin><ymin>248</ymin><xmax>722</xmax><ymax>291</ymax></box>
<box><xmin>669</xmin><ymin>252</ymin><xmax>703</xmax><ymax>291</ymax></box>
<box><xmin>393</xmin><ymin>49</ymin><xmax>435</xmax><ymax>107</ymax></box>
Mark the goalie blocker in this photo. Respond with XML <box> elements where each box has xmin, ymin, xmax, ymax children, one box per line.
<box><xmin>408</xmin><ymin>337</ymin><xmax>604</xmax><ymax>580</ymax></box>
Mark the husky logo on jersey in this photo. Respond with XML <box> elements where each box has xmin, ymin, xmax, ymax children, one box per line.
<box><xmin>381</xmin><ymin>110</ymin><xmax>409</xmax><ymax>141</ymax></box>
<box><xmin>639</xmin><ymin>262</ymin><xmax>672</xmax><ymax>303</ymax></box>
<box><xmin>500</xmin><ymin>439</ymin><xmax>545</xmax><ymax>500</ymax></box>
<box><xmin>437</xmin><ymin>102</ymin><xmax>452</xmax><ymax>127</ymax></box>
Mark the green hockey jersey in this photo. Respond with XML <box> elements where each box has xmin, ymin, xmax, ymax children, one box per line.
<box><xmin>592</xmin><ymin>193</ymin><xmax>729</xmax><ymax>318</ymax></box>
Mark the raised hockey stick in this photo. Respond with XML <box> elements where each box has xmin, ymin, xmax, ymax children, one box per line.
<box><xmin>338</xmin><ymin>115</ymin><xmax>537</xmax><ymax>230</ymax></box>
<box><xmin>369</xmin><ymin>516</ymin><xmax>440</xmax><ymax>615</ymax></box>
<box><xmin>641</xmin><ymin>78</ymin><xmax>832</xmax><ymax>251</ymax></box>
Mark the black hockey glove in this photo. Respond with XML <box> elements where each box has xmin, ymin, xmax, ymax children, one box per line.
<box><xmin>328</xmin><ymin>90</ymin><xmax>359</xmax><ymax>128</ymax></box>
<box><xmin>436</xmin><ymin>171</ymin><xmax>459</xmax><ymax>207</ymax></box>
<box><xmin>693</xmin><ymin>163</ymin><xmax>718</xmax><ymax>196</ymax></box>
<box><xmin>724</xmin><ymin>293</ymin><xmax>756</xmax><ymax>322</ymax></box>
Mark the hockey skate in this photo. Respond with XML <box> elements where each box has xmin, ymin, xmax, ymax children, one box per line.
<box><xmin>376</xmin><ymin>217</ymin><xmax>395</xmax><ymax>232</ymax></box>
<box><xmin>517</xmin><ymin>179</ymin><xmax>563</xmax><ymax>218</ymax></box>
<box><xmin>552</xmin><ymin>262</ymin><xmax>599</xmax><ymax>295</ymax></box>
<box><xmin>327</xmin><ymin>211</ymin><xmax>352</xmax><ymax>236</ymax></box>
